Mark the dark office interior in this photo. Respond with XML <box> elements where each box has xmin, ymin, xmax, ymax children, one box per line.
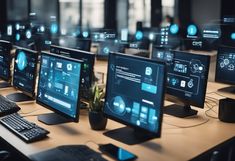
<box><xmin>0</xmin><ymin>0</ymin><xmax>235</xmax><ymax>161</ymax></box>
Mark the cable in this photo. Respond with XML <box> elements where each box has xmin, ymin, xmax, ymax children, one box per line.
<box><xmin>163</xmin><ymin>117</ymin><xmax>210</xmax><ymax>129</ymax></box>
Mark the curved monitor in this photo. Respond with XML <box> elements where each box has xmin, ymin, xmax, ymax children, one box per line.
<box><xmin>104</xmin><ymin>52</ymin><xmax>166</xmax><ymax>144</ymax></box>
<box><xmin>0</xmin><ymin>40</ymin><xmax>12</xmax><ymax>82</ymax></box>
<box><xmin>36</xmin><ymin>52</ymin><xmax>83</xmax><ymax>124</ymax></box>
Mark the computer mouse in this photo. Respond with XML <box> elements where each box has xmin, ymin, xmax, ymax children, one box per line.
<box><xmin>0</xmin><ymin>150</ymin><xmax>10</xmax><ymax>161</ymax></box>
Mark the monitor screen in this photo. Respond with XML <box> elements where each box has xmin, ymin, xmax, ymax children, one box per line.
<box><xmin>50</xmin><ymin>45</ymin><xmax>95</xmax><ymax>96</ymax></box>
<box><xmin>215</xmin><ymin>46</ymin><xmax>235</xmax><ymax>85</ymax></box>
<box><xmin>98</xmin><ymin>40</ymin><xmax>125</xmax><ymax>58</ymax></box>
<box><xmin>36</xmin><ymin>52</ymin><xmax>83</xmax><ymax>121</ymax></box>
<box><xmin>152</xmin><ymin>48</ymin><xmax>210</xmax><ymax>108</ymax></box>
<box><xmin>54</xmin><ymin>36</ymin><xmax>91</xmax><ymax>52</ymax></box>
<box><xmin>13</xmin><ymin>48</ymin><xmax>38</xmax><ymax>96</ymax></box>
<box><xmin>0</xmin><ymin>41</ymin><xmax>12</xmax><ymax>81</ymax></box>
<box><xmin>104</xmin><ymin>52</ymin><xmax>166</xmax><ymax>136</ymax></box>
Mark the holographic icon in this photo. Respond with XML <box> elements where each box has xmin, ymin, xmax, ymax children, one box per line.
<box><xmin>16</xmin><ymin>51</ymin><xmax>27</xmax><ymax>71</ymax></box>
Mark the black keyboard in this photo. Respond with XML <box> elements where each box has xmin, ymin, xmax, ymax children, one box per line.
<box><xmin>0</xmin><ymin>113</ymin><xmax>49</xmax><ymax>143</ymax></box>
<box><xmin>0</xmin><ymin>95</ymin><xmax>21</xmax><ymax>117</ymax></box>
<box><xmin>30</xmin><ymin>145</ymin><xmax>108</xmax><ymax>161</ymax></box>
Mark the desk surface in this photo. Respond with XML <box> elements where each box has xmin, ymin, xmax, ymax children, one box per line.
<box><xmin>0</xmin><ymin>60</ymin><xmax>235</xmax><ymax>161</ymax></box>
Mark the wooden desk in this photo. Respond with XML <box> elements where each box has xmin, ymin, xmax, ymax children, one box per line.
<box><xmin>1</xmin><ymin>83</ymin><xmax>235</xmax><ymax>161</ymax></box>
<box><xmin>0</xmin><ymin>61</ymin><xmax>235</xmax><ymax>161</ymax></box>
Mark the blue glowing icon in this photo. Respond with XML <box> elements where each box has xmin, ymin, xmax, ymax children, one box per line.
<box><xmin>16</xmin><ymin>51</ymin><xmax>27</xmax><ymax>71</ymax></box>
<box><xmin>26</xmin><ymin>30</ymin><xmax>32</xmax><ymax>39</ymax></box>
<box><xmin>50</xmin><ymin>23</ymin><xmax>58</xmax><ymax>34</ymax></box>
<box><xmin>231</xmin><ymin>33</ymin><xmax>235</xmax><ymax>40</ymax></box>
<box><xmin>135</xmin><ymin>31</ymin><xmax>143</xmax><ymax>40</ymax></box>
<box><xmin>149</xmin><ymin>33</ymin><xmax>155</xmax><ymax>40</ymax></box>
<box><xmin>170</xmin><ymin>24</ymin><xmax>179</xmax><ymax>34</ymax></box>
<box><xmin>103</xmin><ymin>47</ymin><xmax>110</xmax><ymax>55</ymax></box>
<box><xmin>82</xmin><ymin>31</ymin><xmax>89</xmax><ymax>38</ymax></box>
<box><xmin>40</xmin><ymin>26</ymin><xmax>45</xmax><ymax>32</ymax></box>
<box><xmin>15</xmin><ymin>33</ymin><xmax>21</xmax><ymax>41</ymax></box>
<box><xmin>112</xmin><ymin>96</ymin><xmax>126</xmax><ymax>115</ymax></box>
<box><xmin>15</xmin><ymin>23</ymin><xmax>20</xmax><ymax>30</ymax></box>
<box><xmin>187</xmin><ymin>24</ymin><xmax>197</xmax><ymax>36</ymax></box>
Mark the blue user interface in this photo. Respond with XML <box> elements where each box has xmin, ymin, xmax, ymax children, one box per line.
<box><xmin>13</xmin><ymin>49</ymin><xmax>38</xmax><ymax>95</ymax></box>
<box><xmin>215</xmin><ymin>47</ymin><xmax>235</xmax><ymax>84</ymax></box>
<box><xmin>152</xmin><ymin>47</ymin><xmax>210</xmax><ymax>108</ymax></box>
<box><xmin>50</xmin><ymin>45</ymin><xmax>94</xmax><ymax>94</ymax></box>
<box><xmin>37</xmin><ymin>53</ymin><xmax>82</xmax><ymax>119</ymax></box>
<box><xmin>98</xmin><ymin>40</ymin><xmax>125</xmax><ymax>57</ymax></box>
<box><xmin>0</xmin><ymin>41</ymin><xmax>12</xmax><ymax>81</ymax></box>
<box><xmin>104</xmin><ymin>53</ymin><xmax>165</xmax><ymax>134</ymax></box>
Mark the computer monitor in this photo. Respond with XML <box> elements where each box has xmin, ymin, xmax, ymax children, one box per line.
<box><xmin>36</xmin><ymin>52</ymin><xmax>83</xmax><ymax>125</ymax></box>
<box><xmin>54</xmin><ymin>36</ymin><xmax>91</xmax><ymax>52</ymax></box>
<box><xmin>152</xmin><ymin>47</ymin><xmax>210</xmax><ymax>118</ymax></box>
<box><xmin>97</xmin><ymin>40</ymin><xmax>125</xmax><ymax>59</ymax></box>
<box><xmin>0</xmin><ymin>40</ymin><xmax>12</xmax><ymax>88</ymax></box>
<box><xmin>50</xmin><ymin>45</ymin><xmax>95</xmax><ymax>99</ymax></box>
<box><xmin>6</xmin><ymin>48</ymin><xmax>38</xmax><ymax>102</ymax></box>
<box><xmin>215</xmin><ymin>46</ymin><xmax>235</xmax><ymax>93</ymax></box>
<box><xmin>103</xmin><ymin>52</ymin><xmax>166</xmax><ymax>145</ymax></box>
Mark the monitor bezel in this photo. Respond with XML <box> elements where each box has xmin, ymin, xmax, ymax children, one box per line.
<box><xmin>104</xmin><ymin>51</ymin><xmax>166</xmax><ymax>137</ymax></box>
<box><xmin>36</xmin><ymin>51</ymin><xmax>83</xmax><ymax>122</ymax></box>
<box><xmin>13</xmin><ymin>47</ymin><xmax>38</xmax><ymax>97</ymax></box>
<box><xmin>215</xmin><ymin>46</ymin><xmax>235</xmax><ymax>85</ymax></box>
<box><xmin>0</xmin><ymin>40</ymin><xmax>12</xmax><ymax>82</ymax></box>
<box><xmin>163</xmin><ymin>50</ymin><xmax>210</xmax><ymax>108</ymax></box>
<box><xmin>50</xmin><ymin>44</ymin><xmax>95</xmax><ymax>91</ymax></box>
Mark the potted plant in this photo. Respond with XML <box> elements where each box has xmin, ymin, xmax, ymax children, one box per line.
<box><xmin>88</xmin><ymin>84</ymin><xmax>107</xmax><ymax>130</ymax></box>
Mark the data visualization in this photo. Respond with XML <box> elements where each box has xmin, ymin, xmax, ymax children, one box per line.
<box><xmin>104</xmin><ymin>53</ymin><xmax>165</xmax><ymax>134</ymax></box>
<box><xmin>37</xmin><ymin>52</ymin><xmax>82</xmax><ymax>119</ymax></box>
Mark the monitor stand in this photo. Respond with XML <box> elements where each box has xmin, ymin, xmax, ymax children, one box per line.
<box><xmin>163</xmin><ymin>104</ymin><xmax>198</xmax><ymax>118</ymax></box>
<box><xmin>103</xmin><ymin>126</ymin><xmax>156</xmax><ymax>145</ymax></box>
<box><xmin>218</xmin><ymin>86</ymin><xmax>235</xmax><ymax>94</ymax></box>
<box><xmin>6</xmin><ymin>93</ymin><xmax>34</xmax><ymax>102</ymax></box>
<box><xmin>0</xmin><ymin>82</ymin><xmax>12</xmax><ymax>88</ymax></box>
<box><xmin>38</xmin><ymin>113</ymin><xmax>73</xmax><ymax>125</ymax></box>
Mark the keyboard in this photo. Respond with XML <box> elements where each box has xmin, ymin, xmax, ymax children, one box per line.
<box><xmin>0</xmin><ymin>95</ymin><xmax>21</xmax><ymax>117</ymax></box>
<box><xmin>30</xmin><ymin>145</ymin><xmax>108</xmax><ymax>161</ymax></box>
<box><xmin>0</xmin><ymin>113</ymin><xmax>49</xmax><ymax>143</ymax></box>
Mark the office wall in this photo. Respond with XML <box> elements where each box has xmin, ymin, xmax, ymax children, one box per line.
<box><xmin>191</xmin><ymin>0</ymin><xmax>221</xmax><ymax>27</ymax></box>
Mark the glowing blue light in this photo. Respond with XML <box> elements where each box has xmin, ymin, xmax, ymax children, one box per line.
<box><xmin>231</xmin><ymin>33</ymin><xmax>235</xmax><ymax>40</ymax></box>
<box><xmin>170</xmin><ymin>24</ymin><xmax>179</xmax><ymax>34</ymax></box>
<box><xmin>82</xmin><ymin>31</ymin><xmax>89</xmax><ymax>38</ymax></box>
<box><xmin>26</xmin><ymin>30</ymin><xmax>32</xmax><ymax>39</ymax></box>
<box><xmin>103</xmin><ymin>47</ymin><xmax>110</xmax><ymax>54</ymax></box>
<box><xmin>15</xmin><ymin>33</ymin><xmax>21</xmax><ymax>41</ymax></box>
<box><xmin>135</xmin><ymin>31</ymin><xmax>143</xmax><ymax>40</ymax></box>
<box><xmin>15</xmin><ymin>23</ymin><xmax>20</xmax><ymax>30</ymax></box>
<box><xmin>187</xmin><ymin>24</ymin><xmax>197</xmax><ymax>36</ymax></box>
<box><xmin>40</xmin><ymin>26</ymin><xmax>45</xmax><ymax>32</ymax></box>
<box><xmin>149</xmin><ymin>33</ymin><xmax>155</xmax><ymax>40</ymax></box>
<box><xmin>16</xmin><ymin>51</ymin><xmax>27</xmax><ymax>71</ymax></box>
<box><xmin>114</xmin><ymin>39</ymin><xmax>119</xmax><ymax>43</ymax></box>
<box><xmin>50</xmin><ymin>23</ymin><xmax>58</xmax><ymax>34</ymax></box>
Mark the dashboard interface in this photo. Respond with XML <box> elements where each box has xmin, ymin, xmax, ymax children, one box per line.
<box><xmin>50</xmin><ymin>46</ymin><xmax>94</xmax><ymax>96</ymax></box>
<box><xmin>216</xmin><ymin>47</ymin><xmax>235</xmax><ymax>84</ymax></box>
<box><xmin>13</xmin><ymin>49</ymin><xmax>38</xmax><ymax>95</ymax></box>
<box><xmin>104</xmin><ymin>53</ymin><xmax>165</xmax><ymax>134</ymax></box>
<box><xmin>37</xmin><ymin>52</ymin><xmax>82</xmax><ymax>119</ymax></box>
<box><xmin>152</xmin><ymin>48</ymin><xmax>210</xmax><ymax>107</ymax></box>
